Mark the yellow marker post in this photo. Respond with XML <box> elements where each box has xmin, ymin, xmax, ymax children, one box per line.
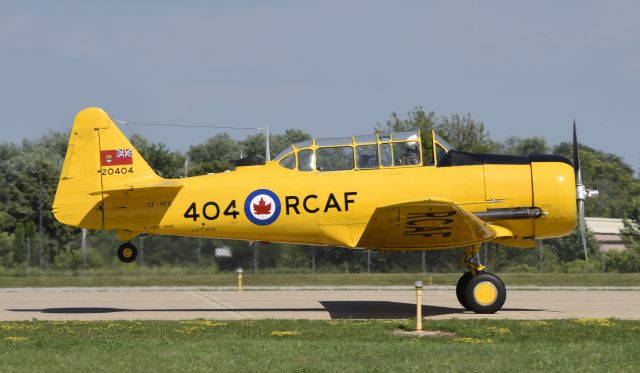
<box><xmin>415</xmin><ymin>280</ymin><xmax>424</xmax><ymax>331</ymax></box>
<box><xmin>237</xmin><ymin>267</ymin><xmax>243</xmax><ymax>292</ymax></box>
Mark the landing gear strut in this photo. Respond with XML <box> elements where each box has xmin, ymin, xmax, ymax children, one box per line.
<box><xmin>117</xmin><ymin>242</ymin><xmax>138</xmax><ymax>263</ymax></box>
<box><xmin>456</xmin><ymin>245</ymin><xmax>506</xmax><ymax>314</ymax></box>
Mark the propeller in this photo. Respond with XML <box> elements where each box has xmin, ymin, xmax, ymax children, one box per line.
<box><xmin>573</xmin><ymin>121</ymin><xmax>599</xmax><ymax>262</ymax></box>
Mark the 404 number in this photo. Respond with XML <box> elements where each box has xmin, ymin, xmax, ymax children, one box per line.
<box><xmin>184</xmin><ymin>200</ymin><xmax>239</xmax><ymax>221</ymax></box>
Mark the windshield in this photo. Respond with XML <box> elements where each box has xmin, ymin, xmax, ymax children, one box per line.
<box><xmin>434</xmin><ymin>132</ymin><xmax>455</xmax><ymax>151</ymax></box>
<box><xmin>274</xmin><ymin>145</ymin><xmax>293</xmax><ymax>160</ymax></box>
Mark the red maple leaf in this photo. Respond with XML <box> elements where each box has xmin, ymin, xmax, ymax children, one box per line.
<box><xmin>253</xmin><ymin>197</ymin><xmax>272</xmax><ymax>215</ymax></box>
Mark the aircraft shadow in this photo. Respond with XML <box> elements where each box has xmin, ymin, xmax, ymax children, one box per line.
<box><xmin>321</xmin><ymin>301</ymin><xmax>461</xmax><ymax>319</ymax></box>
<box><xmin>319</xmin><ymin>301</ymin><xmax>547</xmax><ymax>319</ymax></box>
<box><xmin>8</xmin><ymin>302</ymin><xmax>546</xmax><ymax>319</ymax></box>
<box><xmin>8</xmin><ymin>307</ymin><xmax>326</xmax><ymax>314</ymax></box>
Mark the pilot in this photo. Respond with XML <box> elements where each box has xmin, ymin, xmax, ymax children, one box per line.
<box><xmin>358</xmin><ymin>154</ymin><xmax>375</xmax><ymax>168</ymax></box>
<box><xmin>404</xmin><ymin>145</ymin><xmax>420</xmax><ymax>165</ymax></box>
<box><xmin>396</xmin><ymin>144</ymin><xmax>420</xmax><ymax>166</ymax></box>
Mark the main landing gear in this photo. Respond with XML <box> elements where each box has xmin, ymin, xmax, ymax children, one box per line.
<box><xmin>117</xmin><ymin>242</ymin><xmax>138</xmax><ymax>263</ymax></box>
<box><xmin>456</xmin><ymin>245</ymin><xmax>506</xmax><ymax>314</ymax></box>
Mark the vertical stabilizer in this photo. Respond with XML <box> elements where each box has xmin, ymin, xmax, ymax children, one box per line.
<box><xmin>52</xmin><ymin>107</ymin><xmax>161</xmax><ymax>228</ymax></box>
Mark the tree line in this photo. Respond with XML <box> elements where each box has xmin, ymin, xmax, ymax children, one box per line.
<box><xmin>1</xmin><ymin>107</ymin><xmax>639</xmax><ymax>273</ymax></box>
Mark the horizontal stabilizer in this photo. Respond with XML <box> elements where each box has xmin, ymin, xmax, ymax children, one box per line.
<box><xmin>90</xmin><ymin>180</ymin><xmax>183</xmax><ymax>196</ymax></box>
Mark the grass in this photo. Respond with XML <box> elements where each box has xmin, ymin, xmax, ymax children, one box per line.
<box><xmin>1</xmin><ymin>270</ymin><xmax>640</xmax><ymax>288</ymax></box>
<box><xmin>0</xmin><ymin>319</ymin><xmax>638</xmax><ymax>372</ymax></box>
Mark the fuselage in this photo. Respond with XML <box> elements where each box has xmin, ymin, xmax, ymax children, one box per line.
<box><xmin>98</xmin><ymin>155</ymin><xmax>576</xmax><ymax>250</ymax></box>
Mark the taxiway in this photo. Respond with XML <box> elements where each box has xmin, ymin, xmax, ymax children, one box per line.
<box><xmin>1</xmin><ymin>286</ymin><xmax>638</xmax><ymax>321</ymax></box>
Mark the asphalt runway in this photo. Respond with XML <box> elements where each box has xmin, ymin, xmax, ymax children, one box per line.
<box><xmin>1</xmin><ymin>287</ymin><xmax>638</xmax><ymax>321</ymax></box>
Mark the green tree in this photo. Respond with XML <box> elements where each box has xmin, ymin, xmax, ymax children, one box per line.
<box><xmin>0</xmin><ymin>132</ymin><xmax>79</xmax><ymax>266</ymax></box>
<box><xmin>605</xmin><ymin>217</ymin><xmax>640</xmax><ymax>272</ymax></box>
<box><xmin>0</xmin><ymin>233</ymin><xmax>16</xmax><ymax>268</ymax></box>
<box><xmin>436</xmin><ymin>114</ymin><xmax>497</xmax><ymax>154</ymax></box>
<box><xmin>379</xmin><ymin>107</ymin><xmax>497</xmax><ymax>164</ymax></box>
<box><xmin>499</xmin><ymin>136</ymin><xmax>549</xmax><ymax>155</ymax></box>
<box><xmin>0</xmin><ymin>142</ymin><xmax>19</xmax><ymax>161</ymax></box>
<box><xmin>554</xmin><ymin>143</ymin><xmax>640</xmax><ymax>218</ymax></box>
<box><xmin>187</xmin><ymin>133</ymin><xmax>244</xmax><ymax>175</ymax></box>
<box><xmin>130</xmin><ymin>134</ymin><xmax>186</xmax><ymax>178</ymax></box>
<box><xmin>11</xmin><ymin>221</ymin><xmax>36</xmax><ymax>265</ymax></box>
<box><xmin>240</xmin><ymin>129</ymin><xmax>311</xmax><ymax>161</ymax></box>
<box><xmin>544</xmin><ymin>228</ymin><xmax>599</xmax><ymax>263</ymax></box>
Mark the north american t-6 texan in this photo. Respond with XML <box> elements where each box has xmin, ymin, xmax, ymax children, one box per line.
<box><xmin>53</xmin><ymin>107</ymin><xmax>598</xmax><ymax>314</ymax></box>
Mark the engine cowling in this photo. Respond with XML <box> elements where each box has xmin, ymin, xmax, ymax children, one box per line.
<box><xmin>530</xmin><ymin>155</ymin><xmax>577</xmax><ymax>239</ymax></box>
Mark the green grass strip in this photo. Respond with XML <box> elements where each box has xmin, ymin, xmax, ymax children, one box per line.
<box><xmin>1</xmin><ymin>319</ymin><xmax>639</xmax><ymax>372</ymax></box>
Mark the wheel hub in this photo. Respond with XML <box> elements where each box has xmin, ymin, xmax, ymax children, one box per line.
<box><xmin>473</xmin><ymin>281</ymin><xmax>498</xmax><ymax>305</ymax></box>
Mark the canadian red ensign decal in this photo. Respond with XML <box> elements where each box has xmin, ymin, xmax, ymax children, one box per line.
<box><xmin>100</xmin><ymin>149</ymin><xmax>133</xmax><ymax>166</ymax></box>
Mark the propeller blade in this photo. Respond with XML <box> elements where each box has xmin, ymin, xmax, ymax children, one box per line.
<box><xmin>578</xmin><ymin>199</ymin><xmax>588</xmax><ymax>262</ymax></box>
<box><xmin>573</xmin><ymin>120</ymin><xmax>582</xmax><ymax>185</ymax></box>
<box><xmin>573</xmin><ymin>121</ymin><xmax>589</xmax><ymax>263</ymax></box>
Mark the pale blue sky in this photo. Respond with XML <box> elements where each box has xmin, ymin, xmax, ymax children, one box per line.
<box><xmin>1</xmin><ymin>1</ymin><xmax>638</xmax><ymax>170</ymax></box>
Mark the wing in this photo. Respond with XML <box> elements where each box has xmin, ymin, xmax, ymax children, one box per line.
<box><xmin>356</xmin><ymin>199</ymin><xmax>497</xmax><ymax>250</ymax></box>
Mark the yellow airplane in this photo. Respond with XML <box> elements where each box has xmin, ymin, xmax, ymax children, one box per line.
<box><xmin>53</xmin><ymin>107</ymin><xmax>598</xmax><ymax>314</ymax></box>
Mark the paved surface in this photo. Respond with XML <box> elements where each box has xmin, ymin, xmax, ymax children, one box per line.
<box><xmin>1</xmin><ymin>287</ymin><xmax>638</xmax><ymax>321</ymax></box>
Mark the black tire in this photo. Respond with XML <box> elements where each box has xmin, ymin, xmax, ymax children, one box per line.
<box><xmin>464</xmin><ymin>272</ymin><xmax>506</xmax><ymax>314</ymax></box>
<box><xmin>456</xmin><ymin>272</ymin><xmax>473</xmax><ymax>309</ymax></box>
<box><xmin>117</xmin><ymin>242</ymin><xmax>138</xmax><ymax>263</ymax></box>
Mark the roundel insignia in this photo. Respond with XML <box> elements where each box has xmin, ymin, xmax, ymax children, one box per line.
<box><xmin>244</xmin><ymin>189</ymin><xmax>281</xmax><ymax>226</ymax></box>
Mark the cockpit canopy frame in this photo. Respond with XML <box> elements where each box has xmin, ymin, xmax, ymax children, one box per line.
<box><xmin>432</xmin><ymin>130</ymin><xmax>456</xmax><ymax>167</ymax></box>
<box><xmin>275</xmin><ymin>131</ymin><xmax>423</xmax><ymax>172</ymax></box>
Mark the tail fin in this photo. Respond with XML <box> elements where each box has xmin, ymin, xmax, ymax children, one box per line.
<box><xmin>53</xmin><ymin>107</ymin><xmax>166</xmax><ymax>229</ymax></box>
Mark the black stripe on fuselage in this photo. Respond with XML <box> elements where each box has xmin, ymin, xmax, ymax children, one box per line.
<box><xmin>437</xmin><ymin>150</ymin><xmax>572</xmax><ymax>167</ymax></box>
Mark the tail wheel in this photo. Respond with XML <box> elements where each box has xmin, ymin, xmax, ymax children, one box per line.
<box><xmin>464</xmin><ymin>272</ymin><xmax>506</xmax><ymax>314</ymax></box>
<box><xmin>117</xmin><ymin>242</ymin><xmax>138</xmax><ymax>263</ymax></box>
<box><xmin>456</xmin><ymin>272</ymin><xmax>473</xmax><ymax>310</ymax></box>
